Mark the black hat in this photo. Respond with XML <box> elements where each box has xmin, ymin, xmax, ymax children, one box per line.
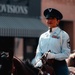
<box><xmin>43</xmin><ymin>8</ymin><xmax>63</xmax><ymax>20</ymax></box>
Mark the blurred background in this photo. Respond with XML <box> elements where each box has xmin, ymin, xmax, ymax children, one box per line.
<box><xmin>0</xmin><ymin>0</ymin><xmax>75</xmax><ymax>62</ymax></box>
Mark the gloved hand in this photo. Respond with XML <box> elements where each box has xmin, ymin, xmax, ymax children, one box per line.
<box><xmin>46</xmin><ymin>52</ymin><xmax>55</xmax><ymax>59</ymax></box>
<box><xmin>34</xmin><ymin>60</ymin><xmax>42</xmax><ymax>68</ymax></box>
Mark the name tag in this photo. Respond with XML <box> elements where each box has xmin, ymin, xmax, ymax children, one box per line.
<box><xmin>52</xmin><ymin>35</ymin><xmax>60</xmax><ymax>39</ymax></box>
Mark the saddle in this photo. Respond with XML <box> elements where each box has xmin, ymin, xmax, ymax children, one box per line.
<box><xmin>40</xmin><ymin>59</ymin><xmax>55</xmax><ymax>75</ymax></box>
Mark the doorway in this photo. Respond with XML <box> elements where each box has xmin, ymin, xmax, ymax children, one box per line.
<box><xmin>23</xmin><ymin>37</ymin><xmax>39</xmax><ymax>61</ymax></box>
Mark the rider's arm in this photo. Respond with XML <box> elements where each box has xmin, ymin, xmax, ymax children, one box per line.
<box><xmin>47</xmin><ymin>32</ymin><xmax>71</xmax><ymax>61</ymax></box>
<box><xmin>31</xmin><ymin>37</ymin><xmax>42</xmax><ymax>66</ymax></box>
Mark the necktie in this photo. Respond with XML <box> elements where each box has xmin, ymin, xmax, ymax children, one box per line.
<box><xmin>50</xmin><ymin>28</ymin><xmax>52</xmax><ymax>32</ymax></box>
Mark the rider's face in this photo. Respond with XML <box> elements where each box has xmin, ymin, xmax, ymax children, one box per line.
<box><xmin>46</xmin><ymin>17</ymin><xmax>60</xmax><ymax>28</ymax></box>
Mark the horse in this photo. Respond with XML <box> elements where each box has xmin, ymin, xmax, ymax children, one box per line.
<box><xmin>0</xmin><ymin>51</ymin><xmax>13</xmax><ymax>75</ymax></box>
<box><xmin>66</xmin><ymin>52</ymin><xmax>75</xmax><ymax>67</ymax></box>
<box><xmin>12</xmin><ymin>56</ymin><xmax>55</xmax><ymax>75</ymax></box>
<box><xmin>12</xmin><ymin>56</ymin><xmax>40</xmax><ymax>75</ymax></box>
<box><xmin>12</xmin><ymin>52</ymin><xmax>75</xmax><ymax>75</ymax></box>
<box><xmin>66</xmin><ymin>51</ymin><xmax>75</xmax><ymax>75</ymax></box>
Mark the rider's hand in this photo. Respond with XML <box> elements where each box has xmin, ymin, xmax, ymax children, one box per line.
<box><xmin>47</xmin><ymin>52</ymin><xmax>55</xmax><ymax>59</ymax></box>
<box><xmin>34</xmin><ymin>60</ymin><xmax>42</xmax><ymax>68</ymax></box>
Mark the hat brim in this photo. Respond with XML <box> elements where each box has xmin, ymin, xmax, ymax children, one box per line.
<box><xmin>44</xmin><ymin>8</ymin><xmax>63</xmax><ymax>20</ymax></box>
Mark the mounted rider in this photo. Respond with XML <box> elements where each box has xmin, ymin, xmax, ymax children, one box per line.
<box><xmin>31</xmin><ymin>8</ymin><xmax>71</xmax><ymax>75</ymax></box>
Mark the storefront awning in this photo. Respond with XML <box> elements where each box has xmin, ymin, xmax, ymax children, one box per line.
<box><xmin>0</xmin><ymin>16</ymin><xmax>47</xmax><ymax>37</ymax></box>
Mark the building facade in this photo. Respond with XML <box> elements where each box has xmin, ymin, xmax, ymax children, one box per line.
<box><xmin>41</xmin><ymin>0</ymin><xmax>75</xmax><ymax>51</ymax></box>
<box><xmin>0</xmin><ymin>0</ymin><xmax>75</xmax><ymax>61</ymax></box>
<box><xmin>0</xmin><ymin>0</ymin><xmax>47</xmax><ymax>60</ymax></box>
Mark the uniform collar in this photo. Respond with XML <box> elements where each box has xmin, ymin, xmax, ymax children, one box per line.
<box><xmin>48</xmin><ymin>27</ymin><xmax>58</xmax><ymax>33</ymax></box>
<box><xmin>45</xmin><ymin>27</ymin><xmax>61</xmax><ymax>37</ymax></box>
<box><xmin>52</xmin><ymin>27</ymin><xmax>62</xmax><ymax>36</ymax></box>
<box><xmin>47</xmin><ymin>27</ymin><xmax>61</xmax><ymax>35</ymax></box>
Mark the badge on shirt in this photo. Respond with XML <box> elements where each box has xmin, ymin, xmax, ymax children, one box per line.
<box><xmin>52</xmin><ymin>35</ymin><xmax>60</xmax><ymax>39</ymax></box>
<box><xmin>67</xmin><ymin>39</ymin><xmax>70</xmax><ymax>49</ymax></box>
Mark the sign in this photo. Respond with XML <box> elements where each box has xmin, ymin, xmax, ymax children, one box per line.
<box><xmin>0</xmin><ymin>4</ymin><xmax>28</xmax><ymax>14</ymax></box>
<box><xmin>0</xmin><ymin>0</ymin><xmax>41</xmax><ymax>17</ymax></box>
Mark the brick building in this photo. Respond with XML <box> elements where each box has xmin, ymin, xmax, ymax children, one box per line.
<box><xmin>41</xmin><ymin>0</ymin><xmax>75</xmax><ymax>51</ymax></box>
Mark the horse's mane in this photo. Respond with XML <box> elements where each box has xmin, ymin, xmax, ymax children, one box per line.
<box><xmin>23</xmin><ymin>59</ymin><xmax>40</xmax><ymax>74</ymax></box>
<box><xmin>13</xmin><ymin>56</ymin><xmax>40</xmax><ymax>75</ymax></box>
